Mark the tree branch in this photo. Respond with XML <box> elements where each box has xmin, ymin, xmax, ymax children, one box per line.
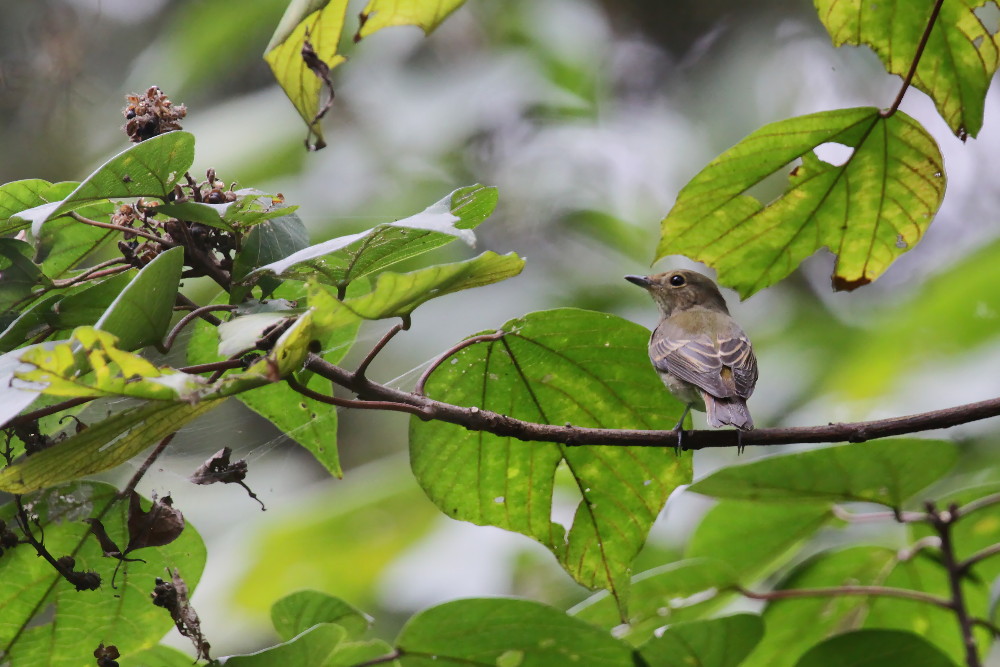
<box><xmin>927</xmin><ymin>501</ymin><xmax>981</xmax><ymax>667</ymax></box>
<box><xmin>304</xmin><ymin>354</ymin><xmax>1000</xmax><ymax>449</ymax></box>
<box><xmin>70</xmin><ymin>211</ymin><xmax>173</xmax><ymax>246</ymax></box>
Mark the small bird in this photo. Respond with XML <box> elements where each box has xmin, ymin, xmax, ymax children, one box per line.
<box><xmin>626</xmin><ymin>270</ymin><xmax>757</xmax><ymax>431</ymax></box>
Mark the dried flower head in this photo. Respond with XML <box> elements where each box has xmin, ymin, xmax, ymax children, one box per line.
<box><xmin>123</xmin><ymin>86</ymin><xmax>186</xmax><ymax>143</ymax></box>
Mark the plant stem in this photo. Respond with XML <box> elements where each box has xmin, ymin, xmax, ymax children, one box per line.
<box><xmin>928</xmin><ymin>502</ymin><xmax>981</xmax><ymax>667</ymax></box>
<box><xmin>882</xmin><ymin>0</ymin><xmax>945</xmax><ymax>118</ymax></box>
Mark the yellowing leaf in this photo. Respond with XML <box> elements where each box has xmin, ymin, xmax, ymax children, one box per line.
<box><xmin>264</xmin><ymin>0</ymin><xmax>350</xmax><ymax>149</ymax></box>
<box><xmin>355</xmin><ymin>0</ymin><xmax>466</xmax><ymax>41</ymax></box>
<box><xmin>816</xmin><ymin>0</ymin><xmax>1000</xmax><ymax>139</ymax></box>
<box><xmin>15</xmin><ymin>327</ymin><xmax>204</xmax><ymax>401</ymax></box>
<box><xmin>656</xmin><ymin>107</ymin><xmax>945</xmax><ymax>298</ymax></box>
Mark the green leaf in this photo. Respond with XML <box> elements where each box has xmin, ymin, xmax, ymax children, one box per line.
<box><xmin>248</xmin><ymin>185</ymin><xmax>498</xmax><ymax>289</ymax></box>
<box><xmin>656</xmin><ymin>108</ymin><xmax>945</xmax><ymax>297</ymax></box>
<box><xmin>793</xmin><ymin>629</ymin><xmax>959</xmax><ymax>667</ymax></box>
<box><xmin>15</xmin><ymin>327</ymin><xmax>204</xmax><ymax>401</ymax></box>
<box><xmin>355</xmin><ymin>0</ymin><xmax>466</xmax><ymax>40</ymax></box>
<box><xmin>862</xmin><ymin>553</ymin><xmax>989</xmax><ymax>662</ymax></box>
<box><xmin>571</xmin><ymin>558</ymin><xmax>739</xmax><ymax>639</ymax></box>
<box><xmin>329</xmin><ymin>251</ymin><xmax>525</xmax><ymax>320</ymax></box>
<box><xmin>0</xmin><ymin>179</ymin><xmax>51</xmax><ymax>235</ymax></box>
<box><xmin>411</xmin><ymin>308</ymin><xmax>692</xmax><ymax>615</ymax></box>
<box><xmin>264</xmin><ymin>0</ymin><xmax>350</xmax><ymax>149</ymax></box>
<box><xmin>0</xmin><ymin>482</ymin><xmax>206</xmax><ymax>665</ymax></box>
<box><xmin>0</xmin><ymin>293</ymin><xmax>62</xmax><ymax>352</ymax></box>
<box><xmin>154</xmin><ymin>201</ymin><xmax>236</xmax><ymax>231</ymax></box>
<box><xmin>815</xmin><ymin>0</ymin><xmax>1000</xmax><ymax>139</ymax></box>
<box><xmin>231</xmin><ymin>210</ymin><xmax>310</xmax><ymax>302</ymax></box>
<box><xmin>271</xmin><ymin>591</ymin><xmax>370</xmax><ymax>641</ymax></box>
<box><xmin>45</xmin><ymin>270</ymin><xmax>136</xmax><ymax>330</ymax></box>
<box><xmin>226</xmin><ymin>624</ymin><xmax>348</xmax><ymax>666</ymax></box>
<box><xmin>0</xmin><ymin>239</ymin><xmax>46</xmax><ymax>313</ymax></box>
<box><xmin>687</xmin><ymin>501</ymin><xmax>831</xmax><ymax>582</ymax></box>
<box><xmin>638</xmin><ymin>614</ymin><xmax>764</xmax><ymax>667</ymax></box>
<box><xmin>0</xmin><ymin>399</ymin><xmax>222</xmax><ymax>494</ymax></box>
<box><xmin>395</xmin><ymin>598</ymin><xmax>635</xmax><ymax>667</ymax></box>
<box><xmin>34</xmin><ymin>201</ymin><xmax>116</xmax><ymax>278</ymax></box>
<box><xmin>741</xmin><ymin>546</ymin><xmax>901</xmax><ymax>667</ymax></box>
<box><xmin>14</xmin><ymin>132</ymin><xmax>195</xmax><ymax>232</ymax></box>
<box><xmin>94</xmin><ymin>245</ymin><xmax>183</xmax><ymax>350</ymax></box>
<box><xmin>688</xmin><ymin>439</ymin><xmax>957</xmax><ymax>508</ymax></box>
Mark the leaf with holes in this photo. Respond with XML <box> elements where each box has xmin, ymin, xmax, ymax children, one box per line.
<box><xmin>816</xmin><ymin>0</ymin><xmax>1000</xmax><ymax>139</ymax></box>
<box><xmin>410</xmin><ymin>308</ymin><xmax>691</xmax><ymax>617</ymax></box>
<box><xmin>355</xmin><ymin>0</ymin><xmax>466</xmax><ymax>41</ymax></box>
<box><xmin>656</xmin><ymin>107</ymin><xmax>945</xmax><ymax>297</ymax></box>
<box><xmin>248</xmin><ymin>185</ymin><xmax>497</xmax><ymax>290</ymax></box>
<box><xmin>0</xmin><ymin>482</ymin><xmax>206</xmax><ymax>665</ymax></box>
<box><xmin>264</xmin><ymin>0</ymin><xmax>350</xmax><ymax>149</ymax></box>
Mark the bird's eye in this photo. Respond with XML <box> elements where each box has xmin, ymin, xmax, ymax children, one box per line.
<box><xmin>669</xmin><ymin>274</ymin><xmax>686</xmax><ymax>287</ymax></box>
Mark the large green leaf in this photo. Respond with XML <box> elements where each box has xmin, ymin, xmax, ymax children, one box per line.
<box><xmin>225</xmin><ymin>624</ymin><xmax>349</xmax><ymax>666</ymax></box>
<box><xmin>0</xmin><ymin>399</ymin><xmax>222</xmax><ymax>494</ymax></box>
<box><xmin>34</xmin><ymin>201</ymin><xmax>116</xmax><ymax>278</ymax></box>
<box><xmin>656</xmin><ymin>108</ymin><xmax>945</xmax><ymax>297</ymax></box>
<box><xmin>793</xmin><ymin>629</ymin><xmax>959</xmax><ymax>667</ymax></box>
<box><xmin>264</xmin><ymin>0</ymin><xmax>350</xmax><ymax>149</ymax></box>
<box><xmin>638</xmin><ymin>614</ymin><xmax>764</xmax><ymax>667</ymax></box>
<box><xmin>0</xmin><ymin>239</ymin><xmax>45</xmax><ymax>314</ymax></box>
<box><xmin>355</xmin><ymin>0</ymin><xmax>466</xmax><ymax>40</ymax></box>
<box><xmin>248</xmin><ymin>185</ymin><xmax>498</xmax><ymax>289</ymax></box>
<box><xmin>687</xmin><ymin>501</ymin><xmax>831</xmax><ymax>583</ymax></box>
<box><xmin>411</xmin><ymin>308</ymin><xmax>691</xmax><ymax>615</ymax></box>
<box><xmin>688</xmin><ymin>439</ymin><xmax>957</xmax><ymax>509</ymax></box>
<box><xmin>94</xmin><ymin>246</ymin><xmax>184</xmax><ymax>351</ymax></box>
<box><xmin>815</xmin><ymin>0</ymin><xmax>1000</xmax><ymax>139</ymax></box>
<box><xmin>0</xmin><ymin>482</ymin><xmax>206</xmax><ymax>665</ymax></box>
<box><xmin>395</xmin><ymin>598</ymin><xmax>635</xmax><ymax>667</ymax></box>
<box><xmin>230</xmin><ymin>210</ymin><xmax>310</xmax><ymax>302</ymax></box>
<box><xmin>13</xmin><ymin>132</ymin><xmax>195</xmax><ymax>232</ymax></box>
<box><xmin>45</xmin><ymin>270</ymin><xmax>137</xmax><ymax>331</ymax></box>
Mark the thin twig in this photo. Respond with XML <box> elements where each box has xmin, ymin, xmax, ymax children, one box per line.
<box><xmin>882</xmin><ymin>0</ymin><xmax>945</xmax><ymax>117</ymax></box>
<box><xmin>927</xmin><ymin>502</ymin><xmax>981</xmax><ymax>667</ymax></box>
<box><xmin>175</xmin><ymin>293</ymin><xmax>225</xmax><ymax>327</ymax></box>
<box><xmin>735</xmin><ymin>584</ymin><xmax>953</xmax><ymax>610</ymax></box>
<box><xmin>51</xmin><ymin>259</ymin><xmax>132</xmax><ymax>288</ymax></box>
<box><xmin>831</xmin><ymin>505</ymin><xmax>929</xmax><ymax>524</ymax></box>
<box><xmin>287</xmin><ymin>375</ymin><xmax>428</xmax><ymax>417</ymax></box>
<box><xmin>956</xmin><ymin>492</ymin><xmax>1000</xmax><ymax>519</ymax></box>
<box><xmin>349</xmin><ymin>649</ymin><xmax>403</xmax><ymax>667</ymax></box>
<box><xmin>305</xmin><ymin>354</ymin><xmax>1000</xmax><ymax>450</ymax></box>
<box><xmin>354</xmin><ymin>318</ymin><xmax>409</xmax><ymax>380</ymax></box>
<box><xmin>4</xmin><ymin>396</ymin><xmax>96</xmax><ymax>429</ymax></box>
<box><xmin>70</xmin><ymin>211</ymin><xmax>172</xmax><ymax>245</ymax></box>
<box><xmin>161</xmin><ymin>304</ymin><xmax>238</xmax><ymax>352</ymax></box>
<box><xmin>177</xmin><ymin>360</ymin><xmax>246</xmax><ymax>375</ymax></box>
<box><xmin>958</xmin><ymin>543</ymin><xmax>1000</xmax><ymax>576</ymax></box>
<box><xmin>120</xmin><ymin>433</ymin><xmax>176</xmax><ymax>499</ymax></box>
<box><xmin>414</xmin><ymin>331</ymin><xmax>507</xmax><ymax>396</ymax></box>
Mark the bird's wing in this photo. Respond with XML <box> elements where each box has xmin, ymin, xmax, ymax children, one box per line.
<box><xmin>650</xmin><ymin>317</ymin><xmax>757</xmax><ymax>400</ymax></box>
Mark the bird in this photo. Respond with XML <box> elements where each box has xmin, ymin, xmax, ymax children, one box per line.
<box><xmin>625</xmin><ymin>270</ymin><xmax>757</xmax><ymax>431</ymax></box>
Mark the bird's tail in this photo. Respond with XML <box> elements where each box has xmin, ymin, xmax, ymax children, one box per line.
<box><xmin>703</xmin><ymin>393</ymin><xmax>754</xmax><ymax>430</ymax></box>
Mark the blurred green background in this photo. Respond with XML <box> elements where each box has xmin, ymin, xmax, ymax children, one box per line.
<box><xmin>4</xmin><ymin>0</ymin><xmax>1000</xmax><ymax>658</ymax></box>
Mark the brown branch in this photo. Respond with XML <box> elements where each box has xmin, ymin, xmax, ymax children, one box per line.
<box><xmin>304</xmin><ymin>353</ymin><xmax>1000</xmax><ymax>449</ymax></box>
<box><xmin>174</xmin><ymin>293</ymin><xmax>225</xmax><ymax>326</ymax></box>
<box><xmin>286</xmin><ymin>375</ymin><xmax>428</xmax><ymax>417</ymax></box>
<box><xmin>735</xmin><ymin>584</ymin><xmax>952</xmax><ymax>610</ymax></box>
<box><xmin>161</xmin><ymin>304</ymin><xmax>238</xmax><ymax>352</ymax></box>
<box><xmin>927</xmin><ymin>501</ymin><xmax>981</xmax><ymax>667</ymax></box>
<box><xmin>51</xmin><ymin>259</ymin><xmax>132</xmax><ymax>288</ymax></box>
<box><xmin>882</xmin><ymin>0</ymin><xmax>945</xmax><ymax>118</ymax></box>
<box><xmin>958</xmin><ymin>543</ymin><xmax>1000</xmax><ymax>575</ymax></box>
<box><xmin>414</xmin><ymin>330</ymin><xmax>507</xmax><ymax>396</ymax></box>
<box><xmin>354</xmin><ymin>317</ymin><xmax>409</xmax><ymax>380</ymax></box>
<box><xmin>70</xmin><ymin>211</ymin><xmax>173</xmax><ymax>246</ymax></box>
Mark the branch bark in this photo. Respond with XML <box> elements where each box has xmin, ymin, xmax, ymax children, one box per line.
<box><xmin>304</xmin><ymin>354</ymin><xmax>1000</xmax><ymax>449</ymax></box>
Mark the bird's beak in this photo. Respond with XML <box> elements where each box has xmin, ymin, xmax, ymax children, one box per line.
<box><xmin>625</xmin><ymin>274</ymin><xmax>652</xmax><ymax>288</ymax></box>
